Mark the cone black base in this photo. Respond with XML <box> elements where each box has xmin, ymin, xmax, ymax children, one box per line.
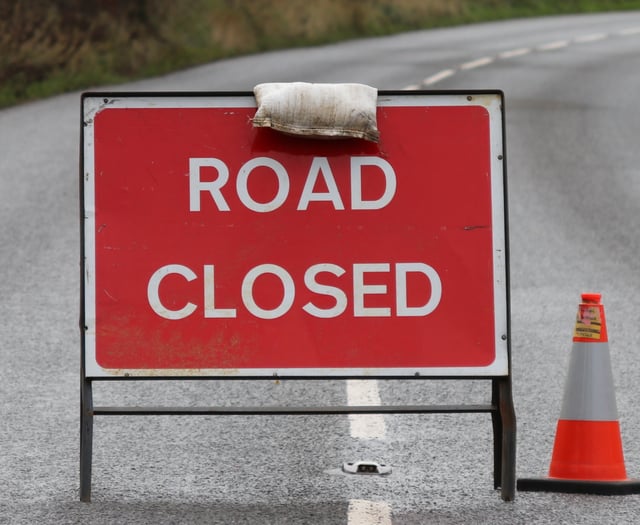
<box><xmin>518</xmin><ymin>477</ymin><xmax>640</xmax><ymax>496</ymax></box>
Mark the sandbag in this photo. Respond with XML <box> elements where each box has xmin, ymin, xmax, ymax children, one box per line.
<box><xmin>252</xmin><ymin>82</ymin><xmax>379</xmax><ymax>142</ymax></box>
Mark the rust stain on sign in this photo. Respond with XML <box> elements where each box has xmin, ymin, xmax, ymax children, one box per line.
<box><xmin>463</xmin><ymin>225</ymin><xmax>490</xmax><ymax>231</ymax></box>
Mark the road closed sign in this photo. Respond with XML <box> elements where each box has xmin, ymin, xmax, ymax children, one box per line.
<box><xmin>81</xmin><ymin>91</ymin><xmax>509</xmax><ymax>377</ymax></box>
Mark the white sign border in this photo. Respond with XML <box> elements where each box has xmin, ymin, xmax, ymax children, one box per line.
<box><xmin>82</xmin><ymin>92</ymin><xmax>509</xmax><ymax>378</ymax></box>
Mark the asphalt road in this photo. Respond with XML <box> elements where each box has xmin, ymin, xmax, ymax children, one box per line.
<box><xmin>2</xmin><ymin>11</ymin><xmax>640</xmax><ymax>524</ymax></box>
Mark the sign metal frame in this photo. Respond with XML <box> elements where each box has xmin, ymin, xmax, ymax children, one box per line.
<box><xmin>79</xmin><ymin>90</ymin><xmax>515</xmax><ymax>502</ymax></box>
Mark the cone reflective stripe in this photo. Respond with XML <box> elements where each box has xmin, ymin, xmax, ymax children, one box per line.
<box><xmin>518</xmin><ymin>293</ymin><xmax>640</xmax><ymax>495</ymax></box>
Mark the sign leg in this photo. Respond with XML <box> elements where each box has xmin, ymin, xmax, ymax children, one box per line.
<box><xmin>491</xmin><ymin>380</ymin><xmax>503</xmax><ymax>490</ymax></box>
<box><xmin>80</xmin><ymin>378</ymin><xmax>93</xmax><ymax>502</ymax></box>
<box><xmin>494</xmin><ymin>378</ymin><xmax>516</xmax><ymax>501</ymax></box>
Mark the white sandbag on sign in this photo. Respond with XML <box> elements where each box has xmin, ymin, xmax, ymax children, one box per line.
<box><xmin>252</xmin><ymin>82</ymin><xmax>379</xmax><ymax>142</ymax></box>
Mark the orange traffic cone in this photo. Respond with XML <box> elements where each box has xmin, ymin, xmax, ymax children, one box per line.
<box><xmin>518</xmin><ymin>293</ymin><xmax>640</xmax><ymax>495</ymax></box>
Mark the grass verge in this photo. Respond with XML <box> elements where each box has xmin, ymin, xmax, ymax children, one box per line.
<box><xmin>2</xmin><ymin>0</ymin><xmax>639</xmax><ymax>108</ymax></box>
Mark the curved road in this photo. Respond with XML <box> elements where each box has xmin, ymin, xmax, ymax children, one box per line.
<box><xmin>1</xmin><ymin>11</ymin><xmax>640</xmax><ymax>524</ymax></box>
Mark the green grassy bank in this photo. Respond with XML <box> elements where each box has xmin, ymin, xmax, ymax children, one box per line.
<box><xmin>2</xmin><ymin>0</ymin><xmax>639</xmax><ymax>108</ymax></box>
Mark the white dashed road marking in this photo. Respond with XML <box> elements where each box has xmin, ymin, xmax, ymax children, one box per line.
<box><xmin>499</xmin><ymin>47</ymin><xmax>531</xmax><ymax>59</ymax></box>
<box><xmin>537</xmin><ymin>39</ymin><xmax>569</xmax><ymax>51</ymax></box>
<box><xmin>347</xmin><ymin>379</ymin><xmax>386</xmax><ymax>439</ymax></box>
<box><xmin>460</xmin><ymin>56</ymin><xmax>494</xmax><ymax>70</ymax></box>
<box><xmin>574</xmin><ymin>33</ymin><xmax>608</xmax><ymax>43</ymax></box>
<box><xmin>415</xmin><ymin>26</ymin><xmax>640</xmax><ymax>88</ymax></box>
<box><xmin>346</xmin><ymin>381</ymin><xmax>390</xmax><ymax>521</ymax></box>
<box><xmin>619</xmin><ymin>26</ymin><xmax>640</xmax><ymax>35</ymax></box>
<box><xmin>423</xmin><ymin>68</ymin><xmax>455</xmax><ymax>85</ymax></box>
<box><xmin>348</xmin><ymin>499</ymin><xmax>392</xmax><ymax>525</ymax></box>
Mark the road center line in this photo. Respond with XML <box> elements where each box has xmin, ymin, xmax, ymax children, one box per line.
<box><xmin>460</xmin><ymin>56</ymin><xmax>494</xmax><ymax>70</ymax></box>
<box><xmin>574</xmin><ymin>33</ymin><xmax>608</xmax><ymax>43</ymax></box>
<box><xmin>537</xmin><ymin>40</ymin><xmax>569</xmax><ymax>51</ymax></box>
<box><xmin>348</xmin><ymin>499</ymin><xmax>392</xmax><ymax>525</ymax></box>
<box><xmin>347</xmin><ymin>379</ymin><xmax>386</xmax><ymax>439</ymax></box>
<box><xmin>412</xmin><ymin>22</ymin><xmax>640</xmax><ymax>108</ymax></box>
<box><xmin>499</xmin><ymin>47</ymin><xmax>531</xmax><ymax>59</ymax></box>
<box><xmin>619</xmin><ymin>26</ymin><xmax>640</xmax><ymax>35</ymax></box>
<box><xmin>423</xmin><ymin>68</ymin><xmax>455</xmax><ymax>85</ymax></box>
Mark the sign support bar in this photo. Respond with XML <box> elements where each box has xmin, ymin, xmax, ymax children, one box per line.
<box><xmin>79</xmin><ymin>376</ymin><xmax>516</xmax><ymax>501</ymax></box>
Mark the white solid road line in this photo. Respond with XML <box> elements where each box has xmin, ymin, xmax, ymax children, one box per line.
<box><xmin>347</xmin><ymin>379</ymin><xmax>386</xmax><ymax>439</ymax></box>
<box><xmin>348</xmin><ymin>499</ymin><xmax>392</xmax><ymax>525</ymax></box>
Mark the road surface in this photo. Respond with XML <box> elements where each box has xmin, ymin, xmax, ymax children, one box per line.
<box><xmin>1</xmin><ymin>11</ymin><xmax>640</xmax><ymax>524</ymax></box>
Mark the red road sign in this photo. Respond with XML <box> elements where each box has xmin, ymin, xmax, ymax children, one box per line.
<box><xmin>82</xmin><ymin>92</ymin><xmax>508</xmax><ymax>377</ymax></box>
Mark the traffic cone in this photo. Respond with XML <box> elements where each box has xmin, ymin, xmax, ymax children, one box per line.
<box><xmin>518</xmin><ymin>293</ymin><xmax>640</xmax><ymax>495</ymax></box>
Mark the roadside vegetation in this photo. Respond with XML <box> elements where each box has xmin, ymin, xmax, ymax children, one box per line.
<box><xmin>2</xmin><ymin>0</ymin><xmax>639</xmax><ymax>108</ymax></box>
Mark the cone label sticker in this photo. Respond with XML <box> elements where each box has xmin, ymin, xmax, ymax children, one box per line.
<box><xmin>574</xmin><ymin>305</ymin><xmax>603</xmax><ymax>340</ymax></box>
